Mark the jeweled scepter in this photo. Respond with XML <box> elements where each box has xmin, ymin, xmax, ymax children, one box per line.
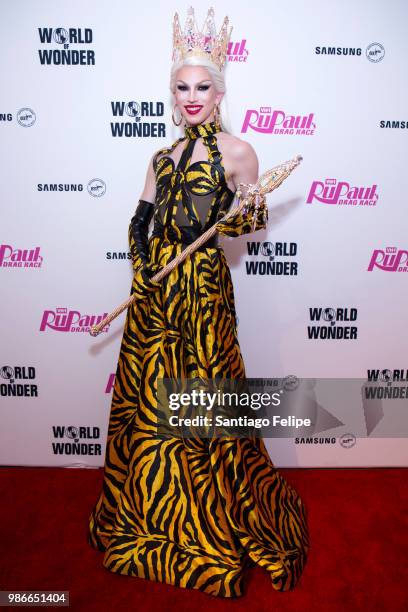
<box><xmin>89</xmin><ymin>154</ymin><xmax>302</xmax><ymax>337</ymax></box>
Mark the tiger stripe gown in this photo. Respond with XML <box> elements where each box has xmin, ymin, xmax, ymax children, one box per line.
<box><xmin>87</xmin><ymin>120</ymin><xmax>310</xmax><ymax>597</ymax></box>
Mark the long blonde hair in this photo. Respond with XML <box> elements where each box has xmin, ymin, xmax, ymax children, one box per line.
<box><xmin>170</xmin><ymin>55</ymin><xmax>233</xmax><ymax>134</ymax></box>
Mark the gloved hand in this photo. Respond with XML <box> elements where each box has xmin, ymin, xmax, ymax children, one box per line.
<box><xmin>129</xmin><ymin>199</ymin><xmax>161</xmax><ymax>299</ymax></box>
<box><xmin>129</xmin><ymin>199</ymin><xmax>155</xmax><ymax>270</ymax></box>
<box><xmin>131</xmin><ymin>263</ymin><xmax>161</xmax><ymax>300</ymax></box>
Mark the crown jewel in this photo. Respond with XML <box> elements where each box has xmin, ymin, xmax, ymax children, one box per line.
<box><xmin>172</xmin><ymin>6</ymin><xmax>232</xmax><ymax>72</ymax></box>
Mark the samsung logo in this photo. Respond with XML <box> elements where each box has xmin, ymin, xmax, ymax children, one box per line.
<box><xmin>315</xmin><ymin>46</ymin><xmax>361</xmax><ymax>56</ymax></box>
<box><xmin>37</xmin><ymin>183</ymin><xmax>84</xmax><ymax>192</ymax></box>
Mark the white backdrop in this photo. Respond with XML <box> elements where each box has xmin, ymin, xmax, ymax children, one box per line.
<box><xmin>1</xmin><ymin>0</ymin><xmax>407</xmax><ymax>467</ymax></box>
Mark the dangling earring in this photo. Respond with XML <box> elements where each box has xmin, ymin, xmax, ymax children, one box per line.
<box><xmin>213</xmin><ymin>102</ymin><xmax>221</xmax><ymax>127</ymax></box>
<box><xmin>172</xmin><ymin>103</ymin><xmax>183</xmax><ymax>126</ymax></box>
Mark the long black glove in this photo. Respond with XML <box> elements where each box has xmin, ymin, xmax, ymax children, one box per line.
<box><xmin>128</xmin><ymin>199</ymin><xmax>161</xmax><ymax>299</ymax></box>
<box><xmin>129</xmin><ymin>199</ymin><xmax>154</xmax><ymax>267</ymax></box>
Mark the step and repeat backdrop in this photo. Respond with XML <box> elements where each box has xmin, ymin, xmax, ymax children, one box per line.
<box><xmin>1</xmin><ymin>0</ymin><xmax>407</xmax><ymax>467</ymax></box>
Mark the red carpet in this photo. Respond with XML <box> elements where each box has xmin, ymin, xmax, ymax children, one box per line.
<box><xmin>0</xmin><ymin>467</ymin><xmax>407</xmax><ymax>611</ymax></box>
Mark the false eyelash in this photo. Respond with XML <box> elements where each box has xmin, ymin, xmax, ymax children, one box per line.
<box><xmin>177</xmin><ymin>85</ymin><xmax>210</xmax><ymax>91</ymax></box>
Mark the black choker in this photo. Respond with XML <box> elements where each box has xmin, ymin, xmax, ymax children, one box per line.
<box><xmin>184</xmin><ymin>120</ymin><xmax>223</xmax><ymax>140</ymax></box>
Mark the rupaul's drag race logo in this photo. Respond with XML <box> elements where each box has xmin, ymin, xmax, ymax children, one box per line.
<box><xmin>241</xmin><ymin>107</ymin><xmax>316</xmax><ymax>136</ymax></box>
<box><xmin>37</xmin><ymin>27</ymin><xmax>95</xmax><ymax>65</ymax></box>
<box><xmin>307</xmin><ymin>307</ymin><xmax>358</xmax><ymax>340</ymax></box>
<box><xmin>0</xmin><ymin>244</ymin><xmax>43</xmax><ymax>268</ymax></box>
<box><xmin>245</xmin><ymin>241</ymin><xmax>298</xmax><ymax>276</ymax></box>
<box><xmin>227</xmin><ymin>38</ymin><xmax>249</xmax><ymax>62</ymax></box>
<box><xmin>105</xmin><ymin>373</ymin><xmax>116</xmax><ymax>394</ymax></box>
<box><xmin>367</xmin><ymin>247</ymin><xmax>408</xmax><ymax>272</ymax></box>
<box><xmin>0</xmin><ymin>365</ymin><xmax>38</xmax><ymax>397</ymax></box>
<box><xmin>39</xmin><ymin>308</ymin><xmax>109</xmax><ymax>333</ymax></box>
<box><xmin>306</xmin><ymin>178</ymin><xmax>379</xmax><ymax>206</ymax></box>
<box><xmin>110</xmin><ymin>101</ymin><xmax>165</xmax><ymax>138</ymax></box>
<box><xmin>52</xmin><ymin>426</ymin><xmax>102</xmax><ymax>456</ymax></box>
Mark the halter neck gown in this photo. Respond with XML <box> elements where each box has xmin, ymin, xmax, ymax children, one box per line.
<box><xmin>87</xmin><ymin>120</ymin><xmax>310</xmax><ymax>598</ymax></box>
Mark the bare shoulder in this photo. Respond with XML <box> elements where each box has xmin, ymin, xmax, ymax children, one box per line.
<box><xmin>215</xmin><ymin>132</ymin><xmax>258</xmax><ymax>187</ymax></box>
<box><xmin>216</xmin><ymin>132</ymin><xmax>258</xmax><ymax>162</ymax></box>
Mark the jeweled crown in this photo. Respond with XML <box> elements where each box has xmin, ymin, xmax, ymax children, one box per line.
<box><xmin>172</xmin><ymin>6</ymin><xmax>233</xmax><ymax>72</ymax></box>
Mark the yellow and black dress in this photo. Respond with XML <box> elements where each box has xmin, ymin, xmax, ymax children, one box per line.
<box><xmin>87</xmin><ymin>120</ymin><xmax>309</xmax><ymax>597</ymax></box>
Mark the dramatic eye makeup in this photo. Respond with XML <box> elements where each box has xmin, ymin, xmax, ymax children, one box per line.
<box><xmin>176</xmin><ymin>81</ymin><xmax>212</xmax><ymax>91</ymax></box>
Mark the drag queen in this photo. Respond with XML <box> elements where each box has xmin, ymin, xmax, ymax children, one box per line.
<box><xmin>88</xmin><ymin>6</ymin><xmax>309</xmax><ymax>598</ymax></box>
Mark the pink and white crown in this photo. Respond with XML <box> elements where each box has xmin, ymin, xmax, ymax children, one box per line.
<box><xmin>172</xmin><ymin>6</ymin><xmax>233</xmax><ymax>72</ymax></box>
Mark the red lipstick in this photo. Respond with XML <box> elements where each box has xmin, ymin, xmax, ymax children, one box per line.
<box><xmin>184</xmin><ymin>105</ymin><xmax>203</xmax><ymax>115</ymax></box>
